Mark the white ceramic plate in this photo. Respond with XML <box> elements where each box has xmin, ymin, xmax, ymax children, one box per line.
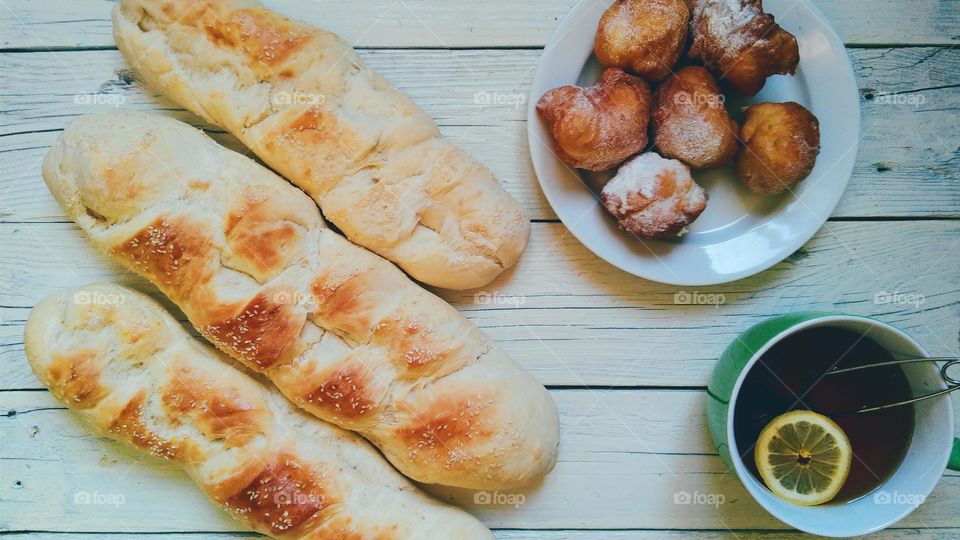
<box><xmin>527</xmin><ymin>0</ymin><xmax>860</xmax><ymax>286</ymax></box>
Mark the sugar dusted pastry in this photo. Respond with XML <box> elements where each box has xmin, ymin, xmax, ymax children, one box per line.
<box><xmin>736</xmin><ymin>102</ymin><xmax>820</xmax><ymax>194</ymax></box>
<box><xmin>652</xmin><ymin>66</ymin><xmax>740</xmax><ymax>169</ymax></box>
<box><xmin>536</xmin><ymin>68</ymin><xmax>651</xmax><ymax>171</ymax></box>
<box><xmin>600</xmin><ymin>152</ymin><xmax>707</xmax><ymax>238</ymax></box>
<box><xmin>688</xmin><ymin>0</ymin><xmax>799</xmax><ymax>96</ymax></box>
<box><xmin>595</xmin><ymin>0</ymin><xmax>689</xmax><ymax>82</ymax></box>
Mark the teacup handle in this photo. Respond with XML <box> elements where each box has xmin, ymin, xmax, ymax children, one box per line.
<box><xmin>951</xmin><ymin>438</ymin><xmax>960</xmax><ymax>471</ymax></box>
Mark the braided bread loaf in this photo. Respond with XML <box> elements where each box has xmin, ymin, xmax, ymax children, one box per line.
<box><xmin>111</xmin><ymin>0</ymin><xmax>528</xmax><ymax>290</ymax></box>
<box><xmin>42</xmin><ymin>111</ymin><xmax>559</xmax><ymax>490</ymax></box>
<box><xmin>25</xmin><ymin>283</ymin><xmax>493</xmax><ymax>539</ymax></box>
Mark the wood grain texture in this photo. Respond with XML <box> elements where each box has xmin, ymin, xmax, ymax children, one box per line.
<box><xmin>2</xmin><ymin>391</ymin><xmax>958</xmax><ymax>532</ymax></box>
<box><xmin>1</xmin><ymin>0</ymin><xmax>958</xmax><ymax>49</ymax></box>
<box><xmin>1</xmin><ymin>47</ymin><xmax>957</xmax><ymax>222</ymax></box>
<box><xmin>2</xmin><ymin>221</ymin><xmax>958</xmax><ymax>389</ymax></box>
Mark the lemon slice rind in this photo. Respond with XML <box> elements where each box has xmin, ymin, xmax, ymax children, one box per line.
<box><xmin>754</xmin><ymin>410</ymin><xmax>852</xmax><ymax>506</ymax></box>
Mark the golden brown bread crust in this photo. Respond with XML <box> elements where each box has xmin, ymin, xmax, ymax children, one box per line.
<box><xmin>24</xmin><ymin>284</ymin><xmax>494</xmax><ymax>539</ymax></box>
<box><xmin>688</xmin><ymin>0</ymin><xmax>799</xmax><ymax>96</ymax></box>
<box><xmin>594</xmin><ymin>0</ymin><xmax>689</xmax><ymax>82</ymax></box>
<box><xmin>600</xmin><ymin>152</ymin><xmax>707</xmax><ymax>238</ymax></box>
<box><xmin>536</xmin><ymin>68</ymin><xmax>651</xmax><ymax>172</ymax></box>
<box><xmin>652</xmin><ymin>66</ymin><xmax>740</xmax><ymax>169</ymax></box>
<box><xmin>42</xmin><ymin>111</ymin><xmax>559</xmax><ymax>490</ymax></box>
<box><xmin>736</xmin><ymin>101</ymin><xmax>820</xmax><ymax>194</ymax></box>
<box><xmin>112</xmin><ymin>0</ymin><xmax>528</xmax><ymax>290</ymax></box>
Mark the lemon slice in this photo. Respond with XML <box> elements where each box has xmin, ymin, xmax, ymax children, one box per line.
<box><xmin>754</xmin><ymin>410</ymin><xmax>852</xmax><ymax>506</ymax></box>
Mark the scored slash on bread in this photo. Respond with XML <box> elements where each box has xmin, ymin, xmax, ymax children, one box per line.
<box><xmin>41</xmin><ymin>111</ymin><xmax>559</xmax><ymax>491</ymax></box>
<box><xmin>24</xmin><ymin>283</ymin><xmax>495</xmax><ymax>539</ymax></box>
<box><xmin>112</xmin><ymin>0</ymin><xmax>528</xmax><ymax>291</ymax></box>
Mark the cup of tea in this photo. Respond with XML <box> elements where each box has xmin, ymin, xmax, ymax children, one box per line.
<box><xmin>707</xmin><ymin>312</ymin><xmax>959</xmax><ymax>537</ymax></box>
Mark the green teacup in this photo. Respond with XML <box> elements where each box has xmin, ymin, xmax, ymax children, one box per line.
<box><xmin>707</xmin><ymin>312</ymin><xmax>959</xmax><ymax>537</ymax></box>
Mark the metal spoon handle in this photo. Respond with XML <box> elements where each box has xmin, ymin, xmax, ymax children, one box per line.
<box><xmin>825</xmin><ymin>357</ymin><xmax>959</xmax><ymax>417</ymax></box>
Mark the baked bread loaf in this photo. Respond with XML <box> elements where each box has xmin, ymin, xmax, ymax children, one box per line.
<box><xmin>42</xmin><ymin>111</ymin><xmax>559</xmax><ymax>490</ymax></box>
<box><xmin>111</xmin><ymin>0</ymin><xmax>528</xmax><ymax>291</ymax></box>
<box><xmin>25</xmin><ymin>283</ymin><xmax>493</xmax><ymax>539</ymax></box>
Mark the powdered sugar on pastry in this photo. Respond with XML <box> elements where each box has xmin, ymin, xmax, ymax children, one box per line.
<box><xmin>694</xmin><ymin>0</ymin><xmax>765</xmax><ymax>53</ymax></box>
<box><xmin>658</xmin><ymin>114</ymin><xmax>724</xmax><ymax>164</ymax></box>
<box><xmin>688</xmin><ymin>0</ymin><xmax>800</xmax><ymax>96</ymax></box>
<box><xmin>600</xmin><ymin>152</ymin><xmax>708</xmax><ymax>238</ymax></box>
<box><xmin>651</xmin><ymin>66</ymin><xmax>740</xmax><ymax>169</ymax></box>
<box><xmin>594</xmin><ymin>0</ymin><xmax>690</xmax><ymax>82</ymax></box>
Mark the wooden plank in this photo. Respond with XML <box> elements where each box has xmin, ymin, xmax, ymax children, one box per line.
<box><xmin>2</xmin><ymin>220</ymin><xmax>958</xmax><ymax>389</ymax></box>
<box><xmin>1</xmin><ymin>47</ymin><xmax>958</xmax><ymax>222</ymax></box>
<box><xmin>1</xmin><ymin>0</ymin><xmax>958</xmax><ymax>49</ymax></box>
<box><xmin>2</xmin><ymin>390</ymin><xmax>958</xmax><ymax>532</ymax></box>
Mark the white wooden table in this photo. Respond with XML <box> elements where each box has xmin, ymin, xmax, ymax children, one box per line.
<box><xmin>1</xmin><ymin>1</ymin><xmax>959</xmax><ymax>538</ymax></box>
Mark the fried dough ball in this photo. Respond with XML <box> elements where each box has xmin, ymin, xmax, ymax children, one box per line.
<box><xmin>688</xmin><ymin>0</ymin><xmax>799</xmax><ymax>96</ymax></box>
<box><xmin>536</xmin><ymin>68</ymin><xmax>652</xmax><ymax>172</ymax></box>
<box><xmin>652</xmin><ymin>66</ymin><xmax>740</xmax><ymax>169</ymax></box>
<box><xmin>600</xmin><ymin>152</ymin><xmax>707</xmax><ymax>238</ymax></box>
<box><xmin>594</xmin><ymin>0</ymin><xmax>690</xmax><ymax>82</ymax></box>
<box><xmin>736</xmin><ymin>102</ymin><xmax>820</xmax><ymax>195</ymax></box>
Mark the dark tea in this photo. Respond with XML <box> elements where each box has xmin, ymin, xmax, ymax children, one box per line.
<box><xmin>733</xmin><ymin>327</ymin><xmax>915</xmax><ymax>503</ymax></box>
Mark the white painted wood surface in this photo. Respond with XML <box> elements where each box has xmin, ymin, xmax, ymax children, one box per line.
<box><xmin>1</xmin><ymin>47</ymin><xmax>958</xmax><ymax>220</ymax></box>
<box><xmin>1</xmin><ymin>0</ymin><xmax>958</xmax><ymax>538</ymax></box>
<box><xmin>1</xmin><ymin>0</ymin><xmax>958</xmax><ymax>48</ymax></box>
<box><xmin>2</xmin><ymin>221</ymin><xmax>959</xmax><ymax>389</ymax></box>
<box><xmin>3</xmin><ymin>391</ymin><xmax>959</xmax><ymax>532</ymax></box>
